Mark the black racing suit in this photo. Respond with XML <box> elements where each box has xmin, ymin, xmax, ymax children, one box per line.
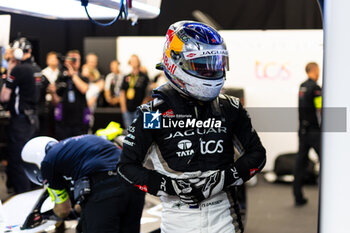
<box><xmin>293</xmin><ymin>78</ymin><xmax>321</xmax><ymax>202</ymax></box>
<box><xmin>118</xmin><ymin>83</ymin><xmax>266</xmax><ymax>233</ymax></box>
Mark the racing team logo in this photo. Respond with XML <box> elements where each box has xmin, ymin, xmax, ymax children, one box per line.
<box><xmin>177</xmin><ymin>139</ymin><xmax>192</xmax><ymax>150</ymax></box>
<box><xmin>176</xmin><ymin>139</ymin><xmax>194</xmax><ymax>157</ymax></box>
<box><xmin>143</xmin><ymin>110</ymin><xmax>162</xmax><ymax>129</ymax></box>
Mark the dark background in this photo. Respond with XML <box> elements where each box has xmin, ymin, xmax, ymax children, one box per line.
<box><xmin>0</xmin><ymin>0</ymin><xmax>322</xmax><ymax>68</ymax></box>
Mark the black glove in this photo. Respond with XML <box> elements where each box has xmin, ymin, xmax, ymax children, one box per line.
<box><xmin>146</xmin><ymin>172</ymin><xmax>204</xmax><ymax>203</ymax></box>
<box><xmin>147</xmin><ymin>168</ymin><xmax>243</xmax><ymax>203</ymax></box>
<box><xmin>147</xmin><ymin>172</ymin><xmax>192</xmax><ymax>196</ymax></box>
<box><xmin>180</xmin><ymin>167</ymin><xmax>244</xmax><ymax>204</ymax></box>
<box><xmin>223</xmin><ymin>166</ymin><xmax>244</xmax><ymax>187</ymax></box>
<box><xmin>170</xmin><ymin>178</ymin><xmax>202</xmax><ymax>205</ymax></box>
<box><xmin>151</xmin><ymin>176</ymin><xmax>211</xmax><ymax>205</ymax></box>
<box><xmin>182</xmin><ymin>171</ymin><xmax>226</xmax><ymax>204</ymax></box>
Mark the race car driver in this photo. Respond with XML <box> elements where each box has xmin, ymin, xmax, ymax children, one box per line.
<box><xmin>21</xmin><ymin>134</ymin><xmax>145</xmax><ymax>233</ymax></box>
<box><xmin>117</xmin><ymin>21</ymin><xmax>266</xmax><ymax>233</ymax></box>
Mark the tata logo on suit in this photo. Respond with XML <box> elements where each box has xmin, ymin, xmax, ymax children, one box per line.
<box><xmin>176</xmin><ymin>140</ymin><xmax>194</xmax><ymax>157</ymax></box>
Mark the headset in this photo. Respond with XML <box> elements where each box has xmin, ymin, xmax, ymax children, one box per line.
<box><xmin>12</xmin><ymin>37</ymin><xmax>32</xmax><ymax>60</ymax></box>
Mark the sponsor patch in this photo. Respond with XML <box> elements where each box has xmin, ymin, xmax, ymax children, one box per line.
<box><xmin>123</xmin><ymin>139</ymin><xmax>135</xmax><ymax>147</ymax></box>
<box><xmin>250</xmin><ymin>168</ymin><xmax>259</xmax><ymax>176</ymax></box>
<box><xmin>176</xmin><ymin>139</ymin><xmax>194</xmax><ymax>157</ymax></box>
<box><xmin>200</xmin><ymin>139</ymin><xmax>224</xmax><ymax>154</ymax></box>
<box><xmin>135</xmin><ymin>184</ymin><xmax>148</xmax><ymax>192</ymax></box>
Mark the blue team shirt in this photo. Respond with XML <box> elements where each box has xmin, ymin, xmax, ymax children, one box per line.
<box><xmin>41</xmin><ymin>135</ymin><xmax>121</xmax><ymax>189</ymax></box>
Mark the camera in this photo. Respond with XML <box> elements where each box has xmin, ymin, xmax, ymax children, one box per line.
<box><xmin>65</xmin><ymin>56</ymin><xmax>77</xmax><ymax>63</ymax></box>
<box><xmin>57</xmin><ymin>54</ymin><xmax>77</xmax><ymax>65</ymax></box>
<box><xmin>56</xmin><ymin>53</ymin><xmax>77</xmax><ymax>75</ymax></box>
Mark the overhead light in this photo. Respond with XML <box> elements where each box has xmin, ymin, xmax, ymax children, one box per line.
<box><xmin>0</xmin><ymin>0</ymin><xmax>161</xmax><ymax>20</ymax></box>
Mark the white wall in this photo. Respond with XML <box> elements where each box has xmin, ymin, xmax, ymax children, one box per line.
<box><xmin>117</xmin><ymin>30</ymin><xmax>324</xmax><ymax>170</ymax></box>
<box><xmin>0</xmin><ymin>15</ymin><xmax>11</xmax><ymax>46</ymax></box>
<box><xmin>221</xmin><ymin>30</ymin><xmax>323</xmax><ymax>170</ymax></box>
<box><xmin>116</xmin><ymin>36</ymin><xmax>164</xmax><ymax>79</ymax></box>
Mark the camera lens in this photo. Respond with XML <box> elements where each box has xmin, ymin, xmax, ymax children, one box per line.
<box><xmin>66</xmin><ymin>57</ymin><xmax>77</xmax><ymax>63</ymax></box>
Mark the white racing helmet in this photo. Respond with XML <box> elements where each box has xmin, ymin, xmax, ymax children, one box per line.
<box><xmin>158</xmin><ymin>21</ymin><xmax>229</xmax><ymax>101</ymax></box>
<box><xmin>21</xmin><ymin>136</ymin><xmax>58</xmax><ymax>185</ymax></box>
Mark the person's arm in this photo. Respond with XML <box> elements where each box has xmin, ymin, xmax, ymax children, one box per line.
<box><xmin>72</xmin><ymin>74</ymin><xmax>89</xmax><ymax>94</ymax></box>
<box><xmin>0</xmin><ymin>85</ymin><xmax>11</xmax><ymax>102</ymax></box>
<box><xmin>48</xmin><ymin>83</ymin><xmax>61</xmax><ymax>106</ymax></box>
<box><xmin>53</xmin><ymin>199</ymin><xmax>72</xmax><ymax>219</ymax></box>
<box><xmin>96</xmin><ymin>79</ymin><xmax>104</xmax><ymax>91</ymax></box>
<box><xmin>119</xmin><ymin>76</ymin><xmax>128</xmax><ymax>112</ymax></box>
<box><xmin>47</xmin><ymin>187</ymin><xmax>72</xmax><ymax>219</ymax></box>
<box><xmin>1</xmin><ymin>59</ymin><xmax>18</xmax><ymax>102</ymax></box>
<box><xmin>42</xmin><ymin>161</ymin><xmax>72</xmax><ymax>219</ymax></box>
<box><xmin>86</xmin><ymin>83</ymin><xmax>102</xmax><ymax>108</ymax></box>
<box><xmin>104</xmin><ymin>75</ymin><xmax>115</xmax><ymax>105</ymax></box>
<box><xmin>120</xmin><ymin>90</ymin><xmax>127</xmax><ymax>113</ymax></box>
<box><xmin>231</xmin><ymin>102</ymin><xmax>266</xmax><ymax>181</ymax></box>
<box><xmin>142</xmin><ymin>74</ymin><xmax>150</xmax><ymax>104</ymax></box>
<box><xmin>104</xmin><ymin>89</ymin><xmax>120</xmax><ymax>106</ymax></box>
<box><xmin>313</xmin><ymin>85</ymin><xmax>322</xmax><ymax>112</ymax></box>
<box><xmin>104</xmin><ymin>89</ymin><xmax>112</xmax><ymax>104</ymax></box>
<box><xmin>183</xmin><ymin>99</ymin><xmax>267</xmax><ymax>204</ymax></box>
<box><xmin>66</xmin><ymin>63</ymin><xmax>88</xmax><ymax>94</ymax></box>
<box><xmin>86</xmin><ymin>96</ymin><xmax>97</xmax><ymax>108</ymax></box>
<box><xmin>117</xmin><ymin>106</ymin><xmax>177</xmax><ymax>196</ymax></box>
<box><xmin>104</xmin><ymin>77</ymin><xmax>120</xmax><ymax>105</ymax></box>
<box><xmin>117</xmin><ymin>107</ymin><xmax>154</xmax><ymax>186</ymax></box>
<box><xmin>313</xmin><ymin>85</ymin><xmax>322</xmax><ymax>124</ymax></box>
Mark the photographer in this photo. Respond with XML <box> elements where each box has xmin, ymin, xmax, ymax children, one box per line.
<box><xmin>49</xmin><ymin>50</ymin><xmax>90</xmax><ymax>140</ymax></box>
<box><xmin>0</xmin><ymin>38</ymin><xmax>41</xmax><ymax>194</ymax></box>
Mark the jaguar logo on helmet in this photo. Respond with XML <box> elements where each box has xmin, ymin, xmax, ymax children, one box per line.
<box><xmin>201</xmin><ymin>50</ymin><xmax>228</xmax><ymax>56</ymax></box>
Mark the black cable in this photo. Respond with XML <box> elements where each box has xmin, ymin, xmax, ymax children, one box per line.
<box><xmin>315</xmin><ymin>0</ymin><xmax>323</xmax><ymax>26</ymax></box>
<box><xmin>81</xmin><ymin>0</ymin><xmax>128</xmax><ymax>27</ymax></box>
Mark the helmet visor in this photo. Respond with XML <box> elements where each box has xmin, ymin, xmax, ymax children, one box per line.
<box><xmin>181</xmin><ymin>51</ymin><xmax>229</xmax><ymax>80</ymax></box>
